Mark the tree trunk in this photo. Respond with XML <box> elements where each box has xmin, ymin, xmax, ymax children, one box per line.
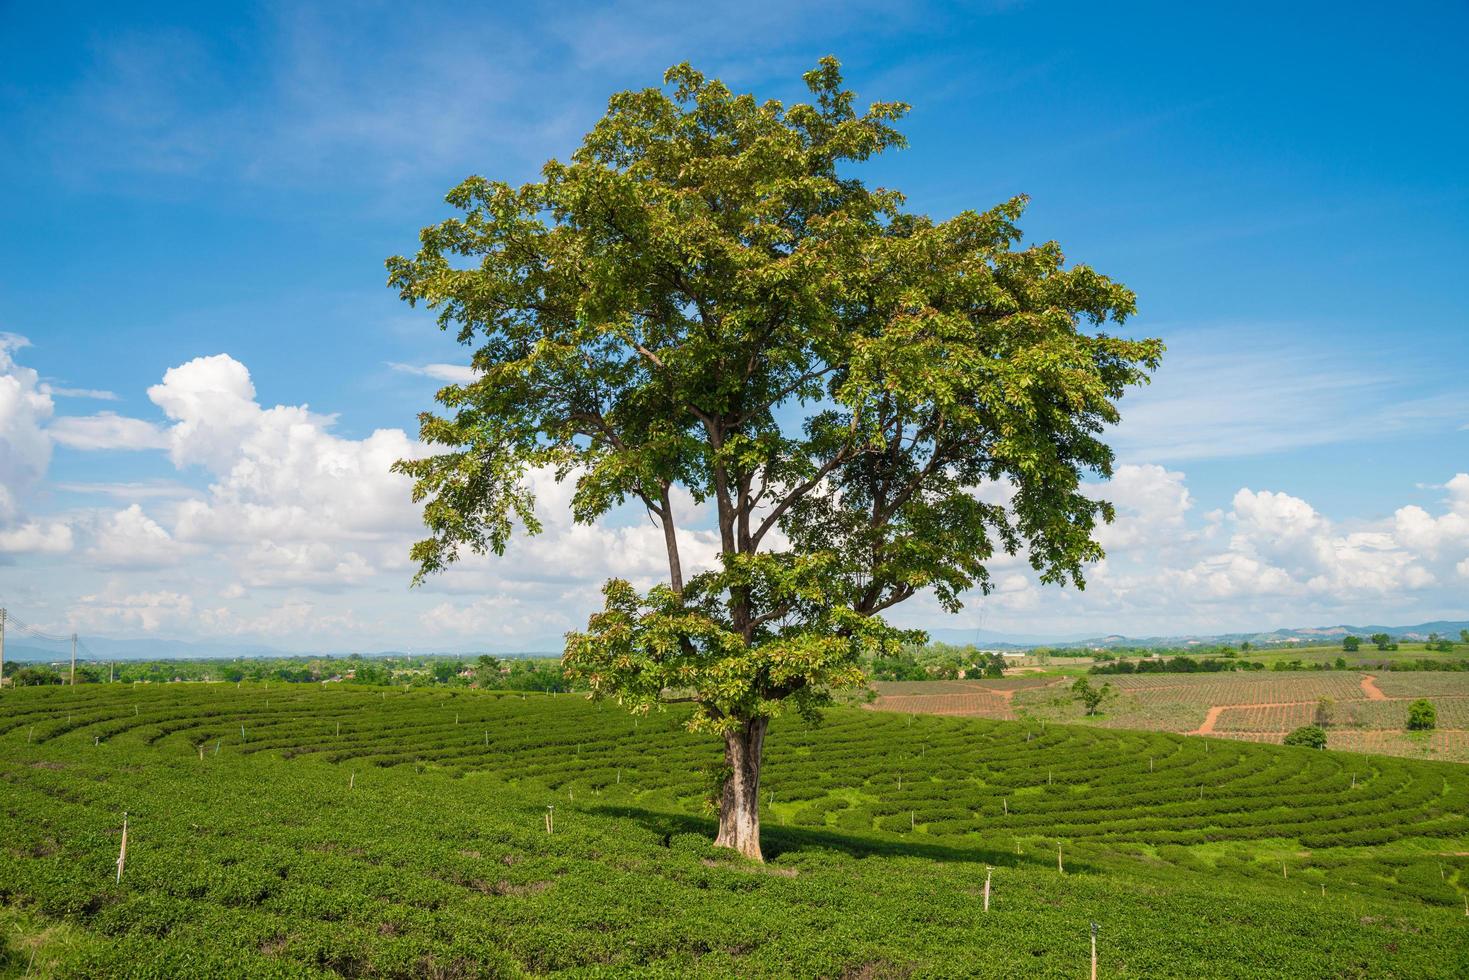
<box><xmin>714</xmin><ymin>716</ymin><xmax>768</xmax><ymax>861</ymax></box>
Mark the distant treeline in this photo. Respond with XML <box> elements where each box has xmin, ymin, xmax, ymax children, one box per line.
<box><xmin>870</xmin><ymin>642</ymin><xmax>1008</xmax><ymax>681</ymax></box>
<box><xmin>1092</xmin><ymin>655</ymin><xmax>1469</xmax><ymax>675</ymax></box>
<box><xmin>0</xmin><ymin>654</ymin><xmax>576</xmax><ymax>691</ymax></box>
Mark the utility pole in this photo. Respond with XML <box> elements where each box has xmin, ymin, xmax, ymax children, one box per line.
<box><xmin>71</xmin><ymin>633</ymin><xmax>77</xmax><ymax>686</ymax></box>
<box><xmin>0</xmin><ymin>608</ymin><xmax>6</xmax><ymax>690</ymax></box>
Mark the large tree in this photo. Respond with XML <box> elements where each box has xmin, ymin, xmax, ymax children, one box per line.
<box><xmin>388</xmin><ymin>58</ymin><xmax>1161</xmax><ymax>860</ymax></box>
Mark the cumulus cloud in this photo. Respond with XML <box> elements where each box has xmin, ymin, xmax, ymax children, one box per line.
<box><xmin>11</xmin><ymin>341</ymin><xmax>1469</xmax><ymax>645</ymax></box>
<box><xmin>84</xmin><ymin>505</ymin><xmax>184</xmax><ymax>569</ymax></box>
<box><xmin>0</xmin><ymin>521</ymin><xmax>74</xmax><ymax>555</ymax></box>
<box><xmin>71</xmin><ymin>588</ymin><xmax>195</xmax><ymax>633</ymax></box>
<box><xmin>0</xmin><ymin>333</ymin><xmax>54</xmax><ymax>499</ymax></box>
<box><xmin>0</xmin><ymin>335</ymin><xmax>73</xmax><ymax>555</ymax></box>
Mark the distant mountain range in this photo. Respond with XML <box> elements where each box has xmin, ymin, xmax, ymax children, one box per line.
<box><xmin>924</xmin><ymin>620</ymin><xmax>1469</xmax><ymax>651</ymax></box>
<box><xmin>4</xmin><ymin>621</ymin><xmax>1466</xmax><ymax>663</ymax></box>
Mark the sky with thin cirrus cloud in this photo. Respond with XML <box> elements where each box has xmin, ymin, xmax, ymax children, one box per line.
<box><xmin>0</xmin><ymin>1</ymin><xmax>1465</xmax><ymax>651</ymax></box>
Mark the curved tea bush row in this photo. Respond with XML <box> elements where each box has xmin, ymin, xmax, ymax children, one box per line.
<box><xmin>2</xmin><ymin>683</ymin><xmax>1468</xmax><ymax>976</ymax></box>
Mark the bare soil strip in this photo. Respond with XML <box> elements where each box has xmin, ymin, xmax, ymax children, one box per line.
<box><xmin>1360</xmin><ymin>675</ymin><xmax>1388</xmax><ymax>700</ymax></box>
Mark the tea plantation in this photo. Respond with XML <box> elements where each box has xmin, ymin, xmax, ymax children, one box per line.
<box><xmin>2</xmin><ymin>683</ymin><xmax>1468</xmax><ymax>977</ymax></box>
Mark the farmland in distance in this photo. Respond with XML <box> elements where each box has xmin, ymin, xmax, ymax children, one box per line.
<box><xmin>868</xmin><ymin>671</ymin><xmax>1469</xmax><ymax>762</ymax></box>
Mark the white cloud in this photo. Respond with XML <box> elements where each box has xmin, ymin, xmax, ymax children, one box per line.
<box><xmin>147</xmin><ymin>353</ymin><xmax>261</xmax><ymax>470</ymax></box>
<box><xmin>1391</xmin><ymin>474</ymin><xmax>1469</xmax><ymax>560</ymax></box>
<box><xmin>85</xmin><ymin>505</ymin><xmax>184</xmax><ymax>569</ymax></box>
<box><xmin>1089</xmin><ymin>463</ymin><xmax>1192</xmax><ymax>550</ymax></box>
<box><xmin>0</xmin><ymin>333</ymin><xmax>54</xmax><ymax>499</ymax></box>
<box><xmin>54</xmin><ymin>480</ymin><xmax>198</xmax><ymax>500</ymax></box>
<box><xmin>420</xmin><ymin>595</ymin><xmax>572</xmax><ymax>638</ymax></box>
<box><xmin>42</xmin><ymin>385</ymin><xmax>119</xmax><ymax>400</ymax></box>
<box><xmin>0</xmin><ymin>521</ymin><xmax>74</xmax><ymax>555</ymax></box>
<box><xmin>0</xmin><ymin>335</ymin><xmax>73</xmax><ymax>556</ymax></box>
<box><xmin>49</xmin><ymin>411</ymin><xmax>169</xmax><ymax>450</ymax></box>
<box><xmin>71</xmin><ymin>588</ymin><xmax>194</xmax><ymax>633</ymax></box>
<box><xmin>387</xmin><ymin>361</ymin><xmax>475</xmax><ymax>383</ymax></box>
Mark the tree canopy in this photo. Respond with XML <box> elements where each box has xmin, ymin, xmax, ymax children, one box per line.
<box><xmin>388</xmin><ymin>58</ymin><xmax>1161</xmax><ymax>858</ymax></box>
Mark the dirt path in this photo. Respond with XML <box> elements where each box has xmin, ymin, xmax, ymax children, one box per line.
<box><xmin>1192</xmin><ymin>705</ymin><xmax>1226</xmax><ymax>735</ymax></box>
<box><xmin>1188</xmin><ymin>699</ymin><xmax>1339</xmax><ymax>736</ymax></box>
<box><xmin>1360</xmin><ymin>675</ymin><xmax>1387</xmax><ymax>700</ymax></box>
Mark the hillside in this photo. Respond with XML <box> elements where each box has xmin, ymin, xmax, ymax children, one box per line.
<box><xmin>1</xmin><ymin>684</ymin><xmax>1467</xmax><ymax>976</ymax></box>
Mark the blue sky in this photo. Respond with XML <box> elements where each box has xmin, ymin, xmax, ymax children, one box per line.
<box><xmin>1</xmin><ymin>1</ymin><xmax>1466</xmax><ymax>651</ymax></box>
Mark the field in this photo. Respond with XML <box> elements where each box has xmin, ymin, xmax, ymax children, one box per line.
<box><xmin>1</xmin><ymin>684</ymin><xmax>1468</xmax><ymax>977</ymax></box>
<box><xmin>870</xmin><ymin>672</ymin><xmax>1469</xmax><ymax>762</ymax></box>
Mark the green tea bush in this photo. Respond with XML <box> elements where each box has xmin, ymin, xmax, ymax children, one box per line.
<box><xmin>1</xmin><ymin>684</ymin><xmax>1467</xmax><ymax>977</ymax></box>
<box><xmin>1283</xmin><ymin>725</ymin><xmax>1327</xmax><ymax>749</ymax></box>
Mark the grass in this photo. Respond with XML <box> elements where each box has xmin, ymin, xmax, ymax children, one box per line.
<box><xmin>1</xmin><ymin>683</ymin><xmax>1467</xmax><ymax>977</ymax></box>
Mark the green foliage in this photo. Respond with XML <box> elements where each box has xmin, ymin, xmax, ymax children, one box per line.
<box><xmin>1283</xmin><ymin>725</ymin><xmax>1327</xmax><ymax>749</ymax></box>
<box><xmin>1091</xmin><ymin>656</ymin><xmax>1257</xmax><ymax>675</ymax></box>
<box><xmin>1070</xmin><ymin>677</ymin><xmax>1112</xmax><ymax>715</ymax></box>
<box><xmin>1313</xmin><ymin>698</ymin><xmax>1335</xmax><ymax>728</ymax></box>
<box><xmin>10</xmin><ymin>666</ymin><xmax>62</xmax><ymax>686</ymax></box>
<box><xmin>869</xmin><ymin>642</ymin><xmax>1005</xmax><ymax>681</ymax></box>
<box><xmin>388</xmin><ymin>59</ymin><xmax>1158</xmax><ymax>768</ymax></box>
<box><xmin>1406</xmin><ymin>699</ymin><xmax>1437</xmax><ymax>731</ymax></box>
<box><xmin>1342</xmin><ymin>635</ymin><xmax>1360</xmax><ymax>652</ymax></box>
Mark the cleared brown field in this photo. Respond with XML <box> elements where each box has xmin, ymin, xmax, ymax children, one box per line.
<box><xmin>876</xmin><ymin>672</ymin><xmax>1469</xmax><ymax>763</ymax></box>
<box><xmin>869</xmin><ymin>691</ymin><xmax>1015</xmax><ymax>719</ymax></box>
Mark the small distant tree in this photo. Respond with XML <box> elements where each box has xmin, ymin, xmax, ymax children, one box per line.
<box><xmin>1406</xmin><ymin>699</ymin><xmax>1437</xmax><ymax>731</ymax></box>
<box><xmin>1283</xmin><ymin>725</ymin><xmax>1327</xmax><ymax>749</ymax></box>
<box><xmin>1460</xmin><ymin>629</ymin><xmax>1469</xmax><ymax>645</ymax></box>
<box><xmin>1313</xmin><ymin>697</ymin><xmax>1335</xmax><ymax>728</ymax></box>
<box><xmin>981</xmin><ymin>653</ymin><xmax>1006</xmax><ymax>679</ymax></box>
<box><xmin>389</xmin><ymin>59</ymin><xmax>1160</xmax><ymax>860</ymax></box>
<box><xmin>1370</xmin><ymin>633</ymin><xmax>1391</xmax><ymax>651</ymax></box>
<box><xmin>1071</xmin><ymin>677</ymin><xmax>1113</xmax><ymax>716</ymax></box>
<box><xmin>1240</xmin><ymin>641</ymin><xmax>1252</xmax><ymax>652</ymax></box>
<box><xmin>11</xmin><ymin>666</ymin><xmax>61</xmax><ymax>686</ymax></box>
<box><xmin>1342</xmin><ymin>635</ymin><xmax>1360</xmax><ymax>652</ymax></box>
<box><xmin>1334</xmin><ymin>656</ymin><xmax>1347</xmax><ymax>670</ymax></box>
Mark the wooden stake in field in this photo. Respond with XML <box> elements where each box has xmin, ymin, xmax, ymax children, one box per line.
<box><xmin>545</xmin><ymin>805</ymin><xmax>555</xmax><ymax>835</ymax></box>
<box><xmin>1003</xmin><ymin>797</ymin><xmax>1008</xmax><ymax>816</ymax></box>
<box><xmin>1058</xmin><ymin>844</ymin><xmax>1064</xmax><ymax>874</ymax></box>
<box><xmin>1090</xmin><ymin>922</ymin><xmax>1098</xmax><ymax>980</ymax></box>
<box><xmin>983</xmin><ymin>866</ymin><xmax>993</xmax><ymax>912</ymax></box>
<box><xmin>350</xmin><ymin>772</ymin><xmax>355</xmax><ymax>790</ymax></box>
<box><xmin>116</xmin><ymin>812</ymin><xmax>128</xmax><ymax>883</ymax></box>
<box><xmin>197</xmin><ymin>743</ymin><xmax>204</xmax><ymax>760</ymax></box>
